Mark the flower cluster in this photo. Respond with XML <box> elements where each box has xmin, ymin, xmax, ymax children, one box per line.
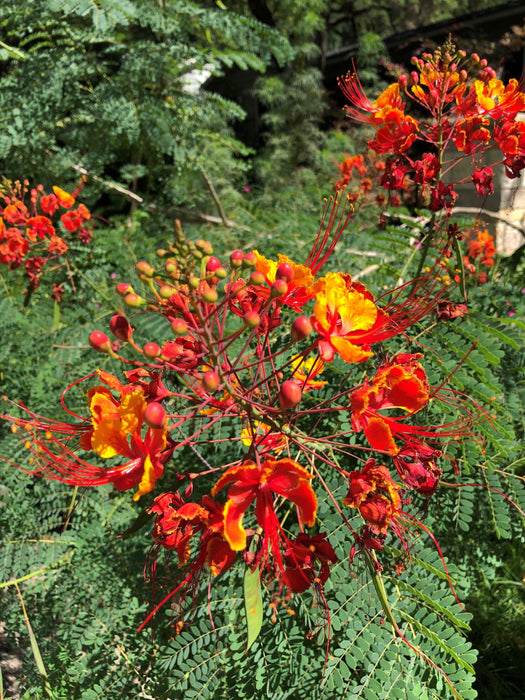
<box><xmin>338</xmin><ymin>43</ymin><xmax>525</xmax><ymax>212</ymax></box>
<box><xmin>4</xmin><ymin>46</ymin><xmax>509</xmax><ymax>655</ymax></box>
<box><xmin>2</xmin><ymin>194</ymin><xmax>479</xmax><ymax>628</ymax></box>
<box><xmin>0</xmin><ymin>178</ymin><xmax>94</xmax><ymax>297</ymax></box>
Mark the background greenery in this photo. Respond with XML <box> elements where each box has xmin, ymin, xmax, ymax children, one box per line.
<box><xmin>1</xmin><ymin>1</ymin><xmax>524</xmax><ymax>699</ymax></box>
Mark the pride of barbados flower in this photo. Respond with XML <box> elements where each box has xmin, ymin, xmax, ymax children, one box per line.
<box><xmin>2</xmin><ymin>370</ymin><xmax>172</xmax><ymax>501</ymax></box>
<box><xmin>212</xmin><ymin>457</ymin><xmax>317</xmax><ymax>554</ymax></box>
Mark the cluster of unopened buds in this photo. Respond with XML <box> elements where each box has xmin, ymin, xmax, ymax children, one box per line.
<box><xmin>0</xmin><ymin>178</ymin><xmax>93</xmax><ymax>298</ymax></box>
<box><xmin>2</xmin><ymin>203</ymin><xmax>480</xmax><ymax>630</ymax></box>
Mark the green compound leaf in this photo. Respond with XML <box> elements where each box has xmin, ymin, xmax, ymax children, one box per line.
<box><xmin>244</xmin><ymin>566</ymin><xmax>263</xmax><ymax>651</ymax></box>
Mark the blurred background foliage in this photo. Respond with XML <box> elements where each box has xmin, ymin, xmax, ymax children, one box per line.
<box><xmin>1</xmin><ymin>1</ymin><xmax>524</xmax><ymax>698</ymax></box>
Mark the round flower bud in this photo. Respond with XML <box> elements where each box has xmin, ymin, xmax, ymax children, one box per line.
<box><xmin>201</xmin><ymin>287</ymin><xmax>218</xmax><ymax>303</ymax></box>
<box><xmin>243</xmin><ymin>310</ymin><xmax>260</xmax><ymax>329</ymax></box>
<box><xmin>230</xmin><ymin>250</ymin><xmax>244</xmax><ymax>268</ymax></box>
<box><xmin>398</xmin><ymin>74</ymin><xmax>407</xmax><ymax>90</ymax></box>
<box><xmin>171</xmin><ymin>318</ymin><xmax>188</xmax><ymax>336</ymax></box>
<box><xmin>189</xmin><ymin>275</ymin><xmax>200</xmax><ymax>289</ymax></box>
<box><xmin>143</xmin><ymin>402</ymin><xmax>167</xmax><ymax>430</ymax></box>
<box><xmin>291</xmin><ymin>316</ymin><xmax>312</xmax><ymax>342</ymax></box>
<box><xmin>89</xmin><ymin>330</ymin><xmax>111</xmax><ymax>353</ymax></box>
<box><xmin>124</xmin><ymin>293</ymin><xmax>146</xmax><ymax>308</ymax></box>
<box><xmin>205</xmin><ymin>256</ymin><xmax>221</xmax><ymax>273</ymax></box>
<box><xmin>165</xmin><ymin>259</ymin><xmax>178</xmax><ymax>275</ymax></box>
<box><xmin>278</xmin><ymin>380</ymin><xmax>302</xmax><ymax>410</ymax></box>
<box><xmin>242</xmin><ymin>252</ymin><xmax>257</xmax><ymax>268</ymax></box>
<box><xmin>159</xmin><ymin>284</ymin><xmax>175</xmax><ymax>299</ymax></box>
<box><xmin>214</xmin><ymin>267</ymin><xmax>227</xmax><ymax>279</ymax></box>
<box><xmin>143</xmin><ymin>342</ymin><xmax>161</xmax><ymax>359</ymax></box>
<box><xmin>116</xmin><ymin>282</ymin><xmax>133</xmax><ymax>297</ymax></box>
<box><xmin>202</xmin><ymin>370</ymin><xmax>220</xmax><ymax>394</ymax></box>
<box><xmin>276</xmin><ymin>262</ymin><xmax>294</xmax><ymax>282</ymax></box>
<box><xmin>110</xmin><ymin>314</ymin><xmax>133</xmax><ymax>342</ymax></box>
<box><xmin>270</xmin><ymin>279</ymin><xmax>288</xmax><ymax>299</ymax></box>
<box><xmin>249</xmin><ymin>271</ymin><xmax>266</xmax><ymax>286</ymax></box>
<box><xmin>135</xmin><ymin>261</ymin><xmax>154</xmax><ymax>280</ymax></box>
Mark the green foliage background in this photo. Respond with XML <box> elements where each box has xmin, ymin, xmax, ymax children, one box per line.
<box><xmin>1</xmin><ymin>1</ymin><xmax>524</xmax><ymax>699</ymax></box>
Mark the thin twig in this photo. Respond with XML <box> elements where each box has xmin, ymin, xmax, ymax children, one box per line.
<box><xmin>71</xmin><ymin>164</ymin><xmax>251</xmax><ymax>229</ymax></box>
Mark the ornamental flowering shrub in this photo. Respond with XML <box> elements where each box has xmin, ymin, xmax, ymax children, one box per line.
<box><xmin>0</xmin><ymin>177</ymin><xmax>94</xmax><ymax>300</ymax></box>
<box><xmin>1</xmin><ymin>43</ymin><xmax>524</xmax><ymax>696</ymax></box>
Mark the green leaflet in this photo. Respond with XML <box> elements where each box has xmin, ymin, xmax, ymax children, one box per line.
<box><xmin>244</xmin><ymin>566</ymin><xmax>263</xmax><ymax>651</ymax></box>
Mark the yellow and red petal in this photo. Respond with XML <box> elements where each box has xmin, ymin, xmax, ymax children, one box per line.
<box><xmin>119</xmin><ymin>390</ymin><xmax>146</xmax><ymax>435</ymax></box>
<box><xmin>363</xmin><ymin>415</ymin><xmax>398</xmax><ymax>455</ymax></box>
<box><xmin>97</xmin><ymin>370</ymin><xmax>124</xmax><ymax>394</ymax></box>
<box><xmin>331</xmin><ymin>336</ymin><xmax>373</xmax><ymax>363</ymax></box>
<box><xmin>132</xmin><ymin>453</ymin><xmax>157</xmax><ymax>501</ymax></box>
<box><xmin>211</xmin><ymin>461</ymin><xmax>257</xmax><ymax>497</ymax></box>
<box><xmin>52</xmin><ymin>186</ymin><xmax>75</xmax><ymax>208</ymax></box>
<box><xmin>223</xmin><ymin>499</ymin><xmax>250</xmax><ymax>551</ymax></box>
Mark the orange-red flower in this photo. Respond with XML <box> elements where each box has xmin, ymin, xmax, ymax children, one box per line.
<box><xmin>283</xmin><ymin>533</ymin><xmax>338</xmax><ymax>593</ymax></box>
<box><xmin>311</xmin><ymin>272</ymin><xmax>387</xmax><ymax>363</ymax></box>
<box><xmin>350</xmin><ymin>354</ymin><xmax>430</xmax><ymax>455</ymax></box>
<box><xmin>2</xmin><ymin>370</ymin><xmax>171</xmax><ymax>501</ymax></box>
<box><xmin>212</xmin><ymin>457</ymin><xmax>317</xmax><ymax>553</ymax></box>
<box><xmin>149</xmin><ymin>492</ymin><xmax>235</xmax><ymax>576</ymax></box>
<box><xmin>253</xmin><ymin>251</ymin><xmax>321</xmax><ymax>310</ymax></box>
<box><xmin>368</xmin><ymin>108</ymin><xmax>418</xmax><ymax>155</ymax></box>
<box><xmin>343</xmin><ymin>459</ymin><xmax>402</xmax><ymax>534</ymax></box>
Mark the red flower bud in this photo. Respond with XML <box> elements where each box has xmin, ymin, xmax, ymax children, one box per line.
<box><xmin>143</xmin><ymin>342</ymin><xmax>161</xmax><ymax>359</ymax></box>
<box><xmin>143</xmin><ymin>402</ymin><xmax>167</xmax><ymax>429</ymax></box>
<box><xmin>110</xmin><ymin>314</ymin><xmax>133</xmax><ymax>342</ymax></box>
<box><xmin>249</xmin><ymin>271</ymin><xmax>266</xmax><ymax>286</ymax></box>
<box><xmin>398</xmin><ymin>74</ymin><xmax>407</xmax><ymax>90</ymax></box>
<box><xmin>230</xmin><ymin>250</ymin><xmax>244</xmax><ymax>268</ymax></box>
<box><xmin>124</xmin><ymin>293</ymin><xmax>146</xmax><ymax>308</ymax></box>
<box><xmin>171</xmin><ymin>318</ymin><xmax>188</xmax><ymax>335</ymax></box>
<box><xmin>276</xmin><ymin>262</ymin><xmax>293</xmax><ymax>282</ymax></box>
<box><xmin>116</xmin><ymin>282</ymin><xmax>133</xmax><ymax>297</ymax></box>
<box><xmin>135</xmin><ymin>261</ymin><xmax>154</xmax><ymax>279</ymax></box>
<box><xmin>243</xmin><ymin>310</ymin><xmax>260</xmax><ymax>328</ymax></box>
<box><xmin>291</xmin><ymin>316</ymin><xmax>312</xmax><ymax>342</ymax></box>
<box><xmin>202</xmin><ymin>370</ymin><xmax>220</xmax><ymax>394</ymax></box>
<box><xmin>205</xmin><ymin>256</ymin><xmax>221</xmax><ymax>273</ymax></box>
<box><xmin>89</xmin><ymin>330</ymin><xmax>111</xmax><ymax>353</ymax></box>
<box><xmin>278</xmin><ymin>380</ymin><xmax>302</xmax><ymax>410</ymax></box>
<box><xmin>270</xmin><ymin>279</ymin><xmax>288</xmax><ymax>298</ymax></box>
<box><xmin>242</xmin><ymin>252</ymin><xmax>257</xmax><ymax>268</ymax></box>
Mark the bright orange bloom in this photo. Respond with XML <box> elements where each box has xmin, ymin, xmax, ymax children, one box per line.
<box><xmin>368</xmin><ymin>108</ymin><xmax>418</xmax><ymax>155</ymax></box>
<box><xmin>452</xmin><ymin>116</ymin><xmax>491</xmax><ymax>154</ymax></box>
<box><xmin>290</xmin><ymin>355</ymin><xmax>327</xmax><ymax>391</ymax></box>
<box><xmin>2</xmin><ymin>371</ymin><xmax>171</xmax><ymax>501</ymax></box>
<box><xmin>253</xmin><ymin>251</ymin><xmax>321</xmax><ymax>309</ymax></box>
<box><xmin>311</xmin><ymin>272</ymin><xmax>386</xmax><ymax>363</ymax></box>
<box><xmin>458</xmin><ymin>77</ymin><xmax>525</xmax><ymax>120</ymax></box>
<box><xmin>338</xmin><ymin>71</ymin><xmax>405</xmax><ymax>125</ymax></box>
<box><xmin>149</xmin><ymin>492</ymin><xmax>235</xmax><ymax>576</ymax></box>
<box><xmin>211</xmin><ymin>457</ymin><xmax>317</xmax><ymax>553</ymax></box>
<box><xmin>52</xmin><ymin>186</ymin><xmax>75</xmax><ymax>208</ymax></box>
<box><xmin>350</xmin><ymin>354</ymin><xmax>430</xmax><ymax>454</ymax></box>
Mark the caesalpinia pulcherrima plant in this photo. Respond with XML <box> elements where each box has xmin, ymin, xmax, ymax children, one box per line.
<box><xmin>2</xmin><ymin>43</ymin><xmax>524</xmax><ymax>696</ymax></box>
